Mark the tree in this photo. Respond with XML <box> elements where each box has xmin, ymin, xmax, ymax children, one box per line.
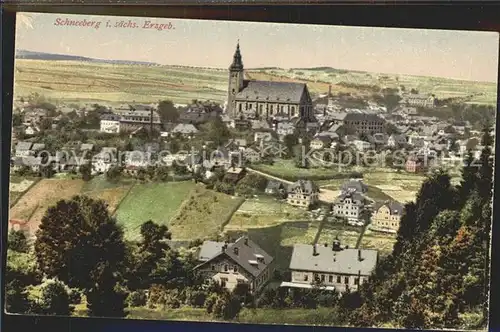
<box><xmin>204</xmin><ymin>117</ymin><xmax>231</xmax><ymax>146</ymax></box>
<box><xmin>106</xmin><ymin>165</ymin><xmax>122</xmax><ymax>182</ymax></box>
<box><xmin>40</xmin><ymin>165</ymin><xmax>55</xmax><ymax>178</ymax></box>
<box><xmin>410</xmin><ymin>88</ymin><xmax>419</xmax><ymax>94</ymax></box>
<box><xmin>79</xmin><ymin>163</ymin><xmax>92</xmax><ymax>181</ymax></box>
<box><xmin>172</xmin><ymin>160</ymin><xmax>188</xmax><ymax>175</ymax></box>
<box><xmin>12</xmin><ymin>113</ymin><xmax>22</xmax><ymax>126</ymax></box>
<box><xmin>5</xmin><ymin>280</ymin><xmax>33</xmax><ymax>314</ymax></box>
<box><xmin>283</xmin><ymin>133</ymin><xmax>299</xmax><ymax>158</ymax></box>
<box><xmin>38</xmin><ymin>279</ymin><xmax>73</xmax><ymax>316</ymax></box>
<box><xmin>157</xmin><ymin>100</ymin><xmax>179</xmax><ymax>124</ymax></box>
<box><xmin>40</xmin><ymin>118</ymin><xmax>53</xmax><ymax>131</ymax></box>
<box><xmin>8</xmin><ymin>229</ymin><xmax>29</xmax><ymax>253</ymax></box>
<box><xmin>155</xmin><ymin>165</ymin><xmax>170</xmax><ymax>182</ymax></box>
<box><xmin>34</xmin><ymin>196</ymin><xmax>127</xmax><ymax>315</ymax></box>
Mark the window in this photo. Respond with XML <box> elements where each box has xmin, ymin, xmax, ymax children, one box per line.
<box><xmin>344</xmin><ymin>277</ymin><xmax>349</xmax><ymax>284</ymax></box>
<box><xmin>354</xmin><ymin>277</ymin><xmax>359</xmax><ymax>285</ymax></box>
<box><xmin>337</xmin><ymin>276</ymin><xmax>341</xmax><ymax>283</ymax></box>
<box><xmin>304</xmin><ymin>274</ymin><xmax>309</xmax><ymax>281</ymax></box>
<box><xmin>224</xmin><ymin>265</ymin><xmax>228</xmax><ymax>272</ymax></box>
<box><xmin>321</xmin><ymin>275</ymin><xmax>325</xmax><ymax>282</ymax></box>
<box><xmin>329</xmin><ymin>275</ymin><xmax>333</xmax><ymax>283</ymax></box>
<box><xmin>239</xmin><ymin>104</ymin><xmax>242</xmax><ymax>112</ymax></box>
<box><xmin>234</xmin><ymin>266</ymin><xmax>238</xmax><ymax>273</ymax></box>
<box><xmin>220</xmin><ymin>277</ymin><xmax>228</xmax><ymax>287</ymax></box>
<box><xmin>211</xmin><ymin>265</ymin><xmax>215</xmax><ymax>271</ymax></box>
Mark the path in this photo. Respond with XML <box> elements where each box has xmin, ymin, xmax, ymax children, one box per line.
<box><xmin>246</xmin><ymin>167</ymin><xmax>339</xmax><ymax>203</ymax></box>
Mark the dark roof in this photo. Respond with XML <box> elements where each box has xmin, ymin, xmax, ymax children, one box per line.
<box><xmin>101</xmin><ymin>114</ymin><xmax>121</xmax><ymax>121</ymax></box>
<box><xmin>196</xmin><ymin>236</ymin><xmax>274</xmax><ymax>277</ymax></box>
<box><xmin>341</xmin><ymin>179</ymin><xmax>368</xmax><ymax>193</ymax></box>
<box><xmin>266</xmin><ymin>180</ymin><xmax>285</xmax><ymax>191</ymax></box>
<box><xmin>374</xmin><ymin>200</ymin><xmax>404</xmax><ymax>216</ymax></box>
<box><xmin>334</xmin><ymin>191</ymin><xmax>365</xmax><ymax>205</ymax></box>
<box><xmin>288</xmin><ymin>180</ymin><xmax>319</xmax><ymax>194</ymax></box>
<box><xmin>236</xmin><ymin>80</ymin><xmax>306</xmax><ymax>104</ymax></box>
<box><xmin>289</xmin><ymin>245</ymin><xmax>378</xmax><ymax>276</ymax></box>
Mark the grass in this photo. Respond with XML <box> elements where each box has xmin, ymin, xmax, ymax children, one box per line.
<box><xmin>316</xmin><ymin>223</ymin><xmax>361</xmax><ymax>249</ymax></box>
<box><xmin>9</xmin><ymin>178</ymin><xmax>85</xmax><ymax>237</ymax></box>
<box><xmin>114</xmin><ymin>181</ymin><xmax>197</xmax><ymax>240</ymax></box>
<box><xmin>359</xmin><ymin>228</ymin><xmax>397</xmax><ymax>257</ymax></box>
<box><xmin>226</xmin><ymin>197</ymin><xmax>311</xmax><ymax>231</ymax></box>
<box><xmin>15</xmin><ymin>60</ymin><xmax>227</xmax><ymax>105</ymax></box>
<box><xmin>81</xmin><ymin>175</ymin><xmax>136</xmax><ymax>192</ymax></box>
<box><xmin>169</xmin><ymin>186</ymin><xmax>245</xmax><ymax>240</ymax></box>
<box><xmin>253</xmin><ymin>159</ymin><xmax>356</xmax><ymax>180</ymax></box>
<box><xmin>127</xmin><ymin>306</ymin><xmax>212</xmax><ymax>321</ymax></box>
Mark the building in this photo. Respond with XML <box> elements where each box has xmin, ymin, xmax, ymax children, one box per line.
<box><xmin>332</xmin><ymin>191</ymin><xmax>367</xmax><ymax>224</ymax></box>
<box><xmin>195</xmin><ymin>236</ymin><xmax>274</xmax><ymax>294</ymax></box>
<box><xmin>371</xmin><ymin>200</ymin><xmax>405</xmax><ymax>233</ymax></box>
<box><xmin>328</xmin><ymin>112</ymin><xmax>385</xmax><ymax>135</ymax></box>
<box><xmin>341</xmin><ymin>179</ymin><xmax>368</xmax><ymax>194</ymax></box>
<box><xmin>405</xmin><ymin>155</ymin><xmax>428</xmax><ymax>173</ymax></box>
<box><xmin>100</xmin><ymin>114</ymin><xmax>121</xmax><ymax>133</ymax></box>
<box><xmin>387</xmin><ymin>134</ymin><xmax>407</xmax><ymax>148</ymax></box>
<box><xmin>226</xmin><ymin>42</ymin><xmax>314</xmax><ymax>122</ymax></box>
<box><xmin>178</xmin><ymin>102</ymin><xmax>222</xmax><ymax>125</ymax></box>
<box><xmin>115</xmin><ymin>104</ymin><xmax>162</xmax><ymax>132</ymax></box>
<box><xmin>14</xmin><ymin>141</ymin><xmax>33</xmax><ymax>157</ymax></box>
<box><xmin>283</xmin><ymin>240</ymin><xmax>378</xmax><ymax>293</ymax></box>
<box><xmin>401</xmin><ymin>94</ymin><xmax>436</xmax><ymax>108</ymax></box>
<box><xmin>310</xmin><ymin>136</ymin><xmax>332</xmax><ymax>150</ymax></box>
<box><xmin>171</xmin><ymin>123</ymin><xmax>199</xmax><ymax>138</ymax></box>
<box><xmin>352</xmin><ymin>140</ymin><xmax>372</xmax><ymax>152</ymax></box>
<box><xmin>265</xmin><ymin>180</ymin><xmax>286</xmax><ymax>195</ymax></box>
<box><xmin>286</xmin><ymin>180</ymin><xmax>319</xmax><ymax>208</ymax></box>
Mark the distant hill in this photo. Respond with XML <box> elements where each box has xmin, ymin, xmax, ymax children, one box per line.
<box><xmin>15</xmin><ymin>49</ymin><xmax>159</xmax><ymax>66</ymax></box>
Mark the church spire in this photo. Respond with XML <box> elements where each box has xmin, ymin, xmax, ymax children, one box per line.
<box><xmin>229</xmin><ymin>40</ymin><xmax>243</xmax><ymax>71</ymax></box>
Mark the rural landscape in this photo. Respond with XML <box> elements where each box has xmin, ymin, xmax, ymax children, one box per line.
<box><xmin>6</xmin><ymin>13</ymin><xmax>496</xmax><ymax>331</ymax></box>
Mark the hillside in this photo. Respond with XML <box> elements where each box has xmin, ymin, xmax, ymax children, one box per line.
<box><xmin>13</xmin><ymin>59</ymin><xmax>497</xmax><ymax>106</ymax></box>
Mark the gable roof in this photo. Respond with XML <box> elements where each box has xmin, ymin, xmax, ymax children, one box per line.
<box><xmin>236</xmin><ymin>80</ymin><xmax>307</xmax><ymax>104</ymax></box>
<box><xmin>334</xmin><ymin>191</ymin><xmax>365</xmax><ymax>205</ymax></box>
<box><xmin>288</xmin><ymin>180</ymin><xmax>319</xmax><ymax>194</ymax></box>
<box><xmin>196</xmin><ymin>236</ymin><xmax>274</xmax><ymax>277</ymax></box>
<box><xmin>374</xmin><ymin>200</ymin><xmax>405</xmax><ymax>216</ymax></box>
<box><xmin>266</xmin><ymin>180</ymin><xmax>285</xmax><ymax>191</ymax></box>
<box><xmin>289</xmin><ymin>245</ymin><xmax>378</xmax><ymax>276</ymax></box>
<box><xmin>341</xmin><ymin>179</ymin><xmax>368</xmax><ymax>193</ymax></box>
<box><xmin>16</xmin><ymin>141</ymin><xmax>33</xmax><ymax>151</ymax></box>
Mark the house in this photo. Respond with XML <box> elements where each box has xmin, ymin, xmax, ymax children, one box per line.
<box><xmin>178</xmin><ymin>102</ymin><xmax>222</xmax><ymax>125</ymax></box>
<box><xmin>371</xmin><ymin>200</ymin><xmax>405</xmax><ymax>233</ymax></box>
<box><xmin>10</xmin><ymin>157</ymin><xmax>26</xmax><ymax>173</ymax></box>
<box><xmin>100</xmin><ymin>114</ymin><xmax>121</xmax><ymax>133</ymax></box>
<box><xmin>400</xmin><ymin>94</ymin><xmax>435</xmax><ymax>108</ymax></box>
<box><xmin>326</xmin><ymin>112</ymin><xmax>385</xmax><ymax>134</ymax></box>
<box><xmin>243</xmin><ymin>147</ymin><xmax>261</xmax><ymax>163</ymax></box>
<box><xmin>195</xmin><ymin>236</ymin><xmax>274</xmax><ymax>294</ymax></box>
<box><xmin>115</xmin><ymin>104</ymin><xmax>163</xmax><ymax>132</ymax></box>
<box><xmin>341</xmin><ymin>179</ymin><xmax>368</xmax><ymax>194</ymax></box>
<box><xmin>286</xmin><ymin>180</ymin><xmax>319</xmax><ymax>208</ymax></box>
<box><xmin>341</xmin><ymin>135</ymin><xmax>358</xmax><ymax>146</ymax></box>
<box><xmin>366</xmin><ymin>133</ymin><xmax>388</xmax><ymax>147</ymax></box>
<box><xmin>265</xmin><ymin>180</ymin><xmax>286</xmax><ymax>196</ymax></box>
<box><xmin>458</xmin><ymin>137</ymin><xmax>480</xmax><ymax>154</ymax></box>
<box><xmin>283</xmin><ymin>240</ymin><xmax>378</xmax><ymax>293</ymax></box>
<box><xmin>223</xmin><ymin>167</ymin><xmax>246</xmax><ymax>184</ymax></box>
<box><xmin>80</xmin><ymin>143</ymin><xmax>95</xmax><ymax>153</ymax></box>
<box><xmin>387</xmin><ymin>134</ymin><xmax>407</xmax><ymax>148</ymax></box>
<box><xmin>14</xmin><ymin>141</ymin><xmax>33</xmax><ymax>157</ymax></box>
<box><xmin>9</xmin><ymin>219</ymin><xmax>31</xmax><ymax>235</ymax></box>
<box><xmin>407</xmin><ymin>134</ymin><xmax>425</xmax><ymax>148</ymax></box>
<box><xmin>23</xmin><ymin>156</ymin><xmax>42</xmax><ymax>173</ymax></box>
<box><xmin>310</xmin><ymin>136</ymin><xmax>332</xmax><ymax>150</ymax></box>
<box><xmin>123</xmin><ymin>151</ymin><xmax>150</xmax><ymax>175</ymax></box>
<box><xmin>352</xmin><ymin>140</ymin><xmax>372</xmax><ymax>152</ymax></box>
<box><xmin>276</xmin><ymin>121</ymin><xmax>295</xmax><ymax>137</ymax></box>
<box><xmin>225</xmin><ymin>139</ymin><xmax>247</xmax><ymax>151</ymax></box>
<box><xmin>405</xmin><ymin>155</ymin><xmax>428</xmax><ymax>173</ymax></box>
<box><xmin>250</xmin><ymin>120</ymin><xmax>271</xmax><ymax>131</ymax></box>
<box><xmin>254</xmin><ymin>131</ymin><xmax>273</xmax><ymax>143</ymax></box>
<box><xmin>22</xmin><ymin>108</ymin><xmax>48</xmax><ymax>125</ymax></box>
<box><xmin>333</xmin><ymin>191</ymin><xmax>367</xmax><ymax>224</ymax></box>
<box><xmin>92</xmin><ymin>147</ymin><xmax>117</xmax><ymax>174</ymax></box>
<box><xmin>25</xmin><ymin>125</ymin><xmax>40</xmax><ymax>136</ymax></box>
<box><xmin>171</xmin><ymin>123</ymin><xmax>199</xmax><ymax>138</ymax></box>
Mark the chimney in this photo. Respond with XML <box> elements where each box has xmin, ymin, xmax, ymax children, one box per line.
<box><xmin>233</xmin><ymin>247</ymin><xmax>239</xmax><ymax>255</ymax></box>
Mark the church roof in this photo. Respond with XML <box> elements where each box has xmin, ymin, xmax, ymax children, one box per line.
<box><xmin>236</xmin><ymin>80</ymin><xmax>306</xmax><ymax>103</ymax></box>
<box><xmin>229</xmin><ymin>42</ymin><xmax>244</xmax><ymax>71</ymax></box>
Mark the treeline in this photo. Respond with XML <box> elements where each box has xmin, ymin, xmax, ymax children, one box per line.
<box><xmin>418</xmin><ymin>103</ymin><xmax>495</xmax><ymax>129</ymax></box>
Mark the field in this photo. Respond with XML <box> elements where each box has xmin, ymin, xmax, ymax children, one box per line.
<box><xmin>359</xmin><ymin>228</ymin><xmax>398</xmax><ymax>258</ymax></box>
<box><xmin>253</xmin><ymin>159</ymin><xmax>356</xmax><ymax>180</ymax></box>
<box><xmin>169</xmin><ymin>186</ymin><xmax>245</xmax><ymax>241</ymax></box>
<box><xmin>14</xmin><ymin>60</ymin><xmax>496</xmax><ymax>106</ymax></box>
<box><xmin>14</xmin><ymin>60</ymin><xmax>227</xmax><ymax>105</ymax></box>
<box><xmin>250</xmin><ymin>68</ymin><xmax>497</xmax><ymax>105</ymax></box>
<box><xmin>9</xmin><ymin>175</ymin><xmax>38</xmax><ymax>207</ymax></box>
<box><xmin>9</xmin><ymin>178</ymin><xmax>85</xmax><ymax>237</ymax></box>
<box><xmin>225</xmin><ymin>197</ymin><xmax>311</xmax><ymax>231</ymax></box>
<box><xmin>318</xmin><ymin>168</ymin><xmax>428</xmax><ymax>203</ymax></box>
<box><xmin>113</xmin><ymin>181</ymin><xmax>197</xmax><ymax>240</ymax></box>
<box><xmin>315</xmin><ymin>223</ymin><xmax>361</xmax><ymax>249</ymax></box>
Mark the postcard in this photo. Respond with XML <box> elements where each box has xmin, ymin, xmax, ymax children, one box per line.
<box><xmin>5</xmin><ymin>11</ymin><xmax>498</xmax><ymax>330</ymax></box>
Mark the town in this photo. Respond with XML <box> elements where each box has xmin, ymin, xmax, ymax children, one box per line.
<box><xmin>7</xmin><ymin>40</ymin><xmax>495</xmax><ymax>329</ymax></box>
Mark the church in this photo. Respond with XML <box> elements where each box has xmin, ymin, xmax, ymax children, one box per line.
<box><xmin>226</xmin><ymin>42</ymin><xmax>315</xmax><ymax>123</ymax></box>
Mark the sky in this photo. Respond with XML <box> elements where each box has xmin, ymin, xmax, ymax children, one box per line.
<box><xmin>15</xmin><ymin>12</ymin><xmax>500</xmax><ymax>83</ymax></box>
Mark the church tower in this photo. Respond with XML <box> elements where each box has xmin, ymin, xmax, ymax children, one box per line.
<box><xmin>227</xmin><ymin>41</ymin><xmax>244</xmax><ymax>118</ymax></box>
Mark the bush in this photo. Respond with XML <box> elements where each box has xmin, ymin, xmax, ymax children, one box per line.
<box><xmin>126</xmin><ymin>290</ymin><xmax>147</xmax><ymax>307</ymax></box>
<box><xmin>68</xmin><ymin>288</ymin><xmax>82</xmax><ymax>305</ymax></box>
